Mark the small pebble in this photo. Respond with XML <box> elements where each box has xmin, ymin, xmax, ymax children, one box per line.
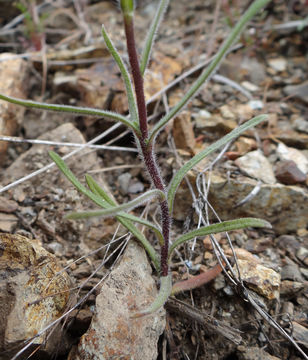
<box><xmin>281</xmin><ymin>263</ymin><xmax>303</xmax><ymax>282</ymax></box>
<box><xmin>275</xmin><ymin>160</ymin><xmax>306</xmax><ymax>185</ymax></box>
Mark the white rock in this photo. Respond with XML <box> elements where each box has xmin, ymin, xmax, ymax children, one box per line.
<box><xmin>248</xmin><ymin>99</ymin><xmax>263</xmax><ymax>110</ymax></box>
<box><xmin>277</xmin><ymin>142</ymin><xmax>308</xmax><ymax>174</ymax></box>
<box><xmin>268</xmin><ymin>58</ymin><xmax>288</xmax><ymax>72</ymax></box>
<box><xmin>241</xmin><ymin>81</ymin><xmax>260</xmax><ymax>92</ymax></box>
<box><xmin>235</xmin><ymin>150</ymin><xmax>276</xmax><ymax>184</ymax></box>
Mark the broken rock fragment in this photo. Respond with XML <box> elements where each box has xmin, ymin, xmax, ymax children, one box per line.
<box><xmin>75</xmin><ymin>241</ymin><xmax>165</xmax><ymax>360</ymax></box>
<box><xmin>0</xmin><ymin>233</ymin><xmax>72</xmax><ymax>359</ymax></box>
<box><xmin>275</xmin><ymin>160</ymin><xmax>306</xmax><ymax>185</ymax></box>
<box><xmin>234</xmin><ymin>259</ymin><xmax>280</xmax><ymax>300</ymax></box>
<box><xmin>0</xmin><ymin>53</ymin><xmax>30</xmax><ymax>161</ymax></box>
<box><xmin>234</xmin><ymin>150</ymin><xmax>276</xmax><ymax>184</ymax></box>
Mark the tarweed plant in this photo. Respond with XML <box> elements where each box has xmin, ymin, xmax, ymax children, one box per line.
<box><xmin>0</xmin><ymin>0</ymin><xmax>272</xmax><ymax>316</ymax></box>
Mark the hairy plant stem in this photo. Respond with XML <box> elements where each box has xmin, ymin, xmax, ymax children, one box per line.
<box><xmin>123</xmin><ymin>14</ymin><xmax>170</xmax><ymax>276</ymax></box>
<box><xmin>124</xmin><ymin>16</ymin><xmax>148</xmax><ymax>139</ymax></box>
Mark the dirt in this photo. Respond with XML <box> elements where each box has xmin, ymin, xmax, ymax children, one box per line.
<box><xmin>0</xmin><ymin>0</ymin><xmax>307</xmax><ymax>359</ymax></box>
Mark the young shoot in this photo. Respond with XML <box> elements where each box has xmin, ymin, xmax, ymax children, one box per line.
<box><xmin>0</xmin><ymin>0</ymin><xmax>272</xmax><ymax>317</ymax></box>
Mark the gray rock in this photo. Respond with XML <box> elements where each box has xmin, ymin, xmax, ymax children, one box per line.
<box><xmin>293</xmin><ymin>117</ymin><xmax>308</xmax><ymax>134</ymax></box>
<box><xmin>173</xmin><ymin>171</ymin><xmax>308</xmax><ymax>234</ymax></box>
<box><xmin>281</xmin><ymin>263</ymin><xmax>303</xmax><ymax>282</ymax></box>
<box><xmin>128</xmin><ymin>180</ymin><xmax>144</xmax><ymax>194</ymax></box>
<box><xmin>291</xmin><ymin>322</ymin><xmax>308</xmax><ymax>347</ymax></box>
<box><xmin>234</xmin><ymin>150</ymin><xmax>276</xmax><ymax>184</ymax></box>
<box><xmin>277</xmin><ymin>235</ymin><xmax>301</xmax><ymax>252</ymax></box>
<box><xmin>297</xmin><ymin>247</ymin><xmax>308</xmax><ymax>266</ymax></box>
<box><xmin>118</xmin><ymin>172</ymin><xmax>132</xmax><ymax>195</ymax></box>
<box><xmin>75</xmin><ymin>241</ymin><xmax>165</xmax><ymax>360</ymax></box>
<box><xmin>283</xmin><ymin>80</ymin><xmax>308</xmax><ymax>103</ymax></box>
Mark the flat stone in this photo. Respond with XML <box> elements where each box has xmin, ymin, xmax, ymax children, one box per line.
<box><xmin>234</xmin><ymin>150</ymin><xmax>276</xmax><ymax>184</ymax></box>
<box><xmin>75</xmin><ymin>241</ymin><xmax>165</xmax><ymax>360</ymax></box>
<box><xmin>0</xmin><ymin>213</ymin><xmax>18</xmax><ymax>232</ymax></box>
<box><xmin>174</xmin><ymin>171</ymin><xmax>308</xmax><ymax>234</ymax></box>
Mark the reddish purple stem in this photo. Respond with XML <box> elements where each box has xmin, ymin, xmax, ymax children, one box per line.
<box><xmin>123</xmin><ymin>15</ymin><xmax>170</xmax><ymax>276</ymax></box>
<box><xmin>124</xmin><ymin>17</ymin><xmax>148</xmax><ymax>139</ymax></box>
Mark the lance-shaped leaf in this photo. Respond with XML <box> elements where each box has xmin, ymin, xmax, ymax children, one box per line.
<box><xmin>0</xmin><ymin>93</ymin><xmax>139</xmax><ymax>133</ymax></box>
<box><xmin>140</xmin><ymin>0</ymin><xmax>169</xmax><ymax>76</ymax></box>
<box><xmin>167</xmin><ymin>114</ymin><xmax>268</xmax><ymax>212</ymax></box>
<box><xmin>49</xmin><ymin>151</ymin><xmax>160</xmax><ymax>270</ymax></box>
<box><xmin>85</xmin><ymin>174</ymin><xmax>164</xmax><ymax>246</ymax></box>
<box><xmin>148</xmin><ymin>0</ymin><xmax>270</xmax><ymax>142</ymax></box>
<box><xmin>132</xmin><ymin>273</ymin><xmax>172</xmax><ymax>318</ymax></box>
<box><xmin>102</xmin><ymin>25</ymin><xmax>138</xmax><ymax>123</ymax></box>
<box><xmin>168</xmin><ymin>218</ymin><xmax>271</xmax><ymax>258</ymax></box>
<box><xmin>66</xmin><ymin>189</ymin><xmax>165</xmax><ymax>219</ymax></box>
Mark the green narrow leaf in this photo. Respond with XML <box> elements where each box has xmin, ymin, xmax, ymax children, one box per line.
<box><xmin>49</xmin><ymin>152</ymin><xmax>160</xmax><ymax>270</ymax></box>
<box><xmin>85</xmin><ymin>174</ymin><xmax>117</xmax><ymax>205</ymax></box>
<box><xmin>168</xmin><ymin>218</ymin><xmax>272</xmax><ymax>258</ymax></box>
<box><xmin>148</xmin><ymin>0</ymin><xmax>271</xmax><ymax>141</ymax></box>
<box><xmin>132</xmin><ymin>273</ymin><xmax>172</xmax><ymax>318</ymax></box>
<box><xmin>0</xmin><ymin>93</ymin><xmax>139</xmax><ymax>132</ymax></box>
<box><xmin>66</xmin><ymin>189</ymin><xmax>165</xmax><ymax>219</ymax></box>
<box><xmin>85</xmin><ymin>174</ymin><xmax>164</xmax><ymax>246</ymax></box>
<box><xmin>140</xmin><ymin>0</ymin><xmax>169</xmax><ymax>76</ymax></box>
<box><xmin>101</xmin><ymin>25</ymin><xmax>139</xmax><ymax>124</ymax></box>
<box><xmin>167</xmin><ymin>114</ymin><xmax>268</xmax><ymax>211</ymax></box>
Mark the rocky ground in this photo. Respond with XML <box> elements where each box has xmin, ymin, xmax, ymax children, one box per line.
<box><xmin>0</xmin><ymin>0</ymin><xmax>307</xmax><ymax>359</ymax></box>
